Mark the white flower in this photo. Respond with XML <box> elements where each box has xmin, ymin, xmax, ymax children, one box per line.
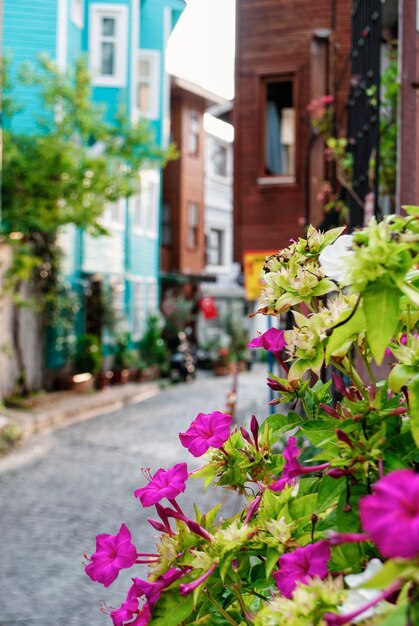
<box><xmin>339</xmin><ymin>558</ymin><xmax>384</xmax><ymax>621</ymax></box>
<box><xmin>319</xmin><ymin>234</ymin><xmax>354</xmax><ymax>283</ymax></box>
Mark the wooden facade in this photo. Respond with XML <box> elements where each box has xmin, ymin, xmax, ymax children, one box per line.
<box><xmin>233</xmin><ymin>0</ymin><xmax>352</xmax><ymax>261</ymax></box>
<box><xmin>162</xmin><ymin>79</ymin><xmax>223</xmax><ymax>275</ymax></box>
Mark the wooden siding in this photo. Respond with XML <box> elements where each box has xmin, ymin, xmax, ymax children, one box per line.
<box><xmin>233</xmin><ymin>0</ymin><xmax>352</xmax><ymax>260</ymax></box>
<box><xmin>162</xmin><ymin>87</ymin><xmax>207</xmax><ymax>275</ymax></box>
<box><xmin>3</xmin><ymin>0</ymin><xmax>58</xmax><ymax>132</ymax></box>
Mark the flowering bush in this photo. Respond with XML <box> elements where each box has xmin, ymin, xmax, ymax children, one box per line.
<box><xmin>85</xmin><ymin>210</ymin><xmax>419</xmax><ymax>625</ymax></box>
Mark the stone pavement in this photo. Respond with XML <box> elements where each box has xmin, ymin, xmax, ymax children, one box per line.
<box><xmin>1</xmin><ymin>380</ymin><xmax>160</xmax><ymax>446</ymax></box>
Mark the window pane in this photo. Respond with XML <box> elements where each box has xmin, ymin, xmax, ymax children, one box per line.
<box><xmin>139</xmin><ymin>59</ymin><xmax>150</xmax><ymax>77</ymax></box>
<box><xmin>212</xmin><ymin>143</ymin><xmax>227</xmax><ymax>177</ymax></box>
<box><xmin>102</xmin><ymin>17</ymin><xmax>115</xmax><ymax>36</ymax></box>
<box><xmin>206</xmin><ymin>229</ymin><xmax>223</xmax><ymax>265</ymax></box>
<box><xmin>101</xmin><ymin>41</ymin><xmax>115</xmax><ymax>75</ymax></box>
<box><xmin>265</xmin><ymin>80</ymin><xmax>294</xmax><ymax>176</ymax></box>
<box><xmin>138</xmin><ymin>82</ymin><xmax>150</xmax><ymax>112</ymax></box>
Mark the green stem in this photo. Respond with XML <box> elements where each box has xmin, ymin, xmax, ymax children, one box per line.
<box><xmin>207</xmin><ymin>592</ymin><xmax>239</xmax><ymax>626</ymax></box>
<box><xmin>406</xmin><ymin>304</ymin><xmax>412</xmax><ymax>334</ymax></box>
<box><xmin>355</xmin><ymin>344</ymin><xmax>376</xmax><ymax>389</ymax></box>
<box><xmin>231</xmin><ymin>585</ymin><xmax>253</xmax><ymax>625</ymax></box>
<box><xmin>331</xmin><ymin>357</ymin><xmax>364</xmax><ymax>391</ymax></box>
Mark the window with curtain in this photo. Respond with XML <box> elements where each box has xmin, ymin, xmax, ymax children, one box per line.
<box><xmin>206</xmin><ymin>228</ymin><xmax>224</xmax><ymax>266</ymax></box>
<box><xmin>187</xmin><ymin>202</ymin><xmax>199</xmax><ymax>249</ymax></box>
<box><xmin>188</xmin><ymin>111</ymin><xmax>200</xmax><ymax>155</ymax></box>
<box><xmin>263</xmin><ymin>79</ymin><xmax>295</xmax><ymax>180</ymax></box>
<box><xmin>137</xmin><ymin>51</ymin><xmax>160</xmax><ymax>119</ymax></box>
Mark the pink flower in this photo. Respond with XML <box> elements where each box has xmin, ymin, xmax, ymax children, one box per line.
<box><xmin>85</xmin><ymin>523</ymin><xmax>137</xmax><ymax>587</ymax></box>
<box><xmin>273</xmin><ymin>541</ymin><xmax>330</xmax><ymax>598</ymax></box>
<box><xmin>109</xmin><ymin>584</ymin><xmax>141</xmax><ymax>626</ymax></box>
<box><xmin>132</xmin><ymin>568</ymin><xmax>184</xmax><ymax>608</ymax></box>
<box><xmin>179</xmin><ymin>563</ymin><xmax>217</xmax><ymax>596</ymax></box>
<box><xmin>248</xmin><ymin>328</ymin><xmax>286</xmax><ymax>353</ymax></box>
<box><xmin>134</xmin><ymin>463</ymin><xmax>188</xmax><ymax>507</ymax></box>
<box><xmin>359</xmin><ymin>469</ymin><xmax>419</xmax><ymax>559</ymax></box>
<box><xmin>179</xmin><ymin>412</ymin><xmax>233</xmax><ymax>457</ymax></box>
<box><xmin>269</xmin><ymin>437</ymin><xmax>329</xmax><ymax>491</ymax></box>
<box><xmin>320</xmin><ymin>94</ymin><xmax>334</xmax><ymax>105</ymax></box>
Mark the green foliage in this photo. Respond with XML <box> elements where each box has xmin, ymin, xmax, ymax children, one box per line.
<box><xmin>72</xmin><ymin>334</ymin><xmax>102</xmax><ymax>375</ymax></box>
<box><xmin>138</xmin><ymin>315</ymin><xmax>170</xmax><ymax>370</ymax></box>
<box><xmin>87</xmin><ymin>218</ymin><xmax>419</xmax><ymax>625</ymax></box>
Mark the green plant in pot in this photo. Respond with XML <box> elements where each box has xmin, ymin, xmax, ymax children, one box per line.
<box><xmin>112</xmin><ymin>332</ymin><xmax>132</xmax><ymax>384</ymax></box>
<box><xmin>73</xmin><ymin>334</ymin><xmax>102</xmax><ymax>376</ymax></box>
<box><xmin>138</xmin><ymin>314</ymin><xmax>170</xmax><ymax>378</ymax></box>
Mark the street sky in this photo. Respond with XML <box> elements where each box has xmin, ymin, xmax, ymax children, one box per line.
<box><xmin>166</xmin><ymin>0</ymin><xmax>236</xmax><ymax>100</ymax></box>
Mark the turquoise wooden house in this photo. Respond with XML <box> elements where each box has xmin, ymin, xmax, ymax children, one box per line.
<box><xmin>3</xmin><ymin>0</ymin><xmax>185</xmax><ymax>367</ymax></box>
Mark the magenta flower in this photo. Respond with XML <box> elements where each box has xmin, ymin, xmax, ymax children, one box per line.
<box><xmin>134</xmin><ymin>463</ymin><xmax>188</xmax><ymax>507</ymax></box>
<box><xmin>179</xmin><ymin>412</ymin><xmax>233</xmax><ymax>457</ymax></box>
<box><xmin>359</xmin><ymin>469</ymin><xmax>419</xmax><ymax>559</ymax></box>
<box><xmin>179</xmin><ymin>563</ymin><xmax>217</xmax><ymax>596</ymax></box>
<box><xmin>273</xmin><ymin>541</ymin><xmax>330</xmax><ymax>598</ymax></box>
<box><xmin>269</xmin><ymin>436</ymin><xmax>329</xmax><ymax>492</ymax></box>
<box><xmin>109</xmin><ymin>584</ymin><xmax>141</xmax><ymax>626</ymax></box>
<box><xmin>132</xmin><ymin>568</ymin><xmax>184</xmax><ymax>608</ymax></box>
<box><xmin>248</xmin><ymin>328</ymin><xmax>286</xmax><ymax>352</ymax></box>
<box><xmin>85</xmin><ymin>523</ymin><xmax>137</xmax><ymax>587</ymax></box>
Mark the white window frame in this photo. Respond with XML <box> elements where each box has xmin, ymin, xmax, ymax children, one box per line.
<box><xmin>71</xmin><ymin>0</ymin><xmax>85</xmax><ymax>28</ymax></box>
<box><xmin>136</xmin><ymin>50</ymin><xmax>161</xmax><ymax>120</ymax></box>
<box><xmin>89</xmin><ymin>3</ymin><xmax>128</xmax><ymax>88</ymax></box>
<box><xmin>132</xmin><ymin>278</ymin><xmax>158</xmax><ymax>340</ymax></box>
<box><xmin>132</xmin><ymin>170</ymin><xmax>160</xmax><ymax>238</ymax></box>
<box><xmin>101</xmin><ymin>198</ymin><xmax>126</xmax><ymax>229</ymax></box>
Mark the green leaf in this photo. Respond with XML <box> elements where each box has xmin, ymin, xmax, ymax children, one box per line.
<box><xmin>380</xmin><ymin>604</ymin><xmax>409</xmax><ymax>626</ymax></box>
<box><xmin>262</xmin><ymin>412</ymin><xmax>303</xmax><ymax>441</ymax></box>
<box><xmin>317</xmin><ymin>476</ymin><xmax>346</xmax><ymax>512</ymax></box>
<box><xmin>149</xmin><ymin>591</ymin><xmax>194</xmax><ymax>626</ymax></box>
<box><xmin>409</xmin><ymin>374</ymin><xmax>419</xmax><ymax>447</ymax></box>
<box><xmin>266</xmin><ymin>547</ymin><xmax>281</xmax><ymax>578</ymax></box>
<box><xmin>325</xmin><ymin>306</ymin><xmax>365</xmax><ymax>363</ymax></box>
<box><xmin>288</xmin><ymin>493</ymin><xmax>318</xmax><ymax>521</ymax></box>
<box><xmin>363</xmin><ymin>281</ymin><xmax>401</xmax><ymax>364</ymax></box>
<box><xmin>388</xmin><ymin>364</ymin><xmax>417</xmax><ymax>393</ymax></box>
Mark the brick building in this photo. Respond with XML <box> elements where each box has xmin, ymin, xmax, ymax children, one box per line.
<box><xmin>233</xmin><ymin>0</ymin><xmax>352</xmax><ymax>260</ymax></box>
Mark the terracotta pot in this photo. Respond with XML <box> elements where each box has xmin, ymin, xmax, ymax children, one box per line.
<box><xmin>112</xmin><ymin>369</ymin><xmax>130</xmax><ymax>385</ymax></box>
<box><xmin>95</xmin><ymin>370</ymin><xmax>114</xmax><ymax>390</ymax></box>
<box><xmin>213</xmin><ymin>363</ymin><xmax>230</xmax><ymax>376</ymax></box>
<box><xmin>57</xmin><ymin>373</ymin><xmax>94</xmax><ymax>392</ymax></box>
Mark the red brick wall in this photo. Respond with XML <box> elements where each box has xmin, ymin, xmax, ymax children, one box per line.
<box><xmin>233</xmin><ymin>0</ymin><xmax>352</xmax><ymax>261</ymax></box>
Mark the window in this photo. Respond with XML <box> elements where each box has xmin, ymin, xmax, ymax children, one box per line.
<box><xmin>132</xmin><ymin>279</ymin><xmax>158</xmax><ymax>339</ymax></box>
<box><xmin>133</xmin><ymin>170</ymin><xmax>159</xmax><ymax>237</ymax></box>
<box><xmin>71</xmin><ymin>0</ymin><xmax>84</xmax><ymax>27</ymax></box>
<box><xmin>188</xmin><ymin>111</ymin><xmax>200</xmax><ymax>155</ymax></box>
<box><xmin>90</xmin><ymin>4</ymin><xmax>128</xmax><ymax>87</ymax></box>
<box><xmin>211</xmin><ymin>141</ymin><xmax>228</xmax><ymax>178</ymax></box>
<box><xmin>137</xmin><ymin>51</ymin><xmax>160</xmax><ymax>119</ymax></box>
<box><xmin>187</xmin><ymin>202</ymin><xmax>199</xmax><ymax>249</ymax></box>
<box><xmin>206</xmin><ymin>229</ymin><xmax>224</xmax><ymax>266</ymax></box>
<box><xmin>161</xmin><ymin>202</ymin><xmax>171</xmax><ymax>246</ymax></box>
<box><xmin>262</xmin><ymin>79</ymin><xmax>295</xmax><ymax>182</ymax></box>
<box><xmin>102</xmin><ymin>198</ymin><xmax>125</xmax><ymax>227</ymax></box>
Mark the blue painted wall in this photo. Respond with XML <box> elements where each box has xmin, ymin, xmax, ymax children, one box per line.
<box><xmin>3</xmin><ymin>0</ymin><xmax>185</xmax><ymax>366</ymax></box>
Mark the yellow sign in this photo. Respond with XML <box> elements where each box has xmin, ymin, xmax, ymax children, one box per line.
<box><xmin>243</xmin><ymin>250</ymin><xmax>277</xmax><ymax>301</ymax></box>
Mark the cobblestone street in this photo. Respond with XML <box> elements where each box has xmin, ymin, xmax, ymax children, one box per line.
<box><xmin>0</xmin><ymin>365</ymin><xmax>268</xmax><ymax>626</ymax></box>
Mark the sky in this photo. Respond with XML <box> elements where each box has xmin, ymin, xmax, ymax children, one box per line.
<box><xmin>166</xmin><ymin>0</ymin><xmax>236</xmax><ymax>100</ymax></box>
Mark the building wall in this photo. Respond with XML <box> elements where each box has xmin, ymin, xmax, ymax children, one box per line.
<box><xmin>233</xmin><ymin>0</ymin><xmax>352</xmax><ymax>261</ymax></box>
<box><xmin>162</xmin><ymin>88</ymin><xmax>206</xmax><ymax>275</ymax></box>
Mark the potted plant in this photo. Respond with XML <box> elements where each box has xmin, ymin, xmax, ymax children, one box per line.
<box><xmin>212</xmin><ymin>346</ymin><xmax>232</xmax><ymax>376</ymax></box>
<box><xmin>138</xmin><ymin>314</ymin><xmax>170</xmax><ymax>380</ymax></box>
<box><xmin>111</xmin><ymin>332</ymin><xmax>131</xmax><ymax>385</ymax></box>
<box><xmin>68</xmin><ymin>333</ymin><xmax>102</xmax><ymax>392</ymax></box>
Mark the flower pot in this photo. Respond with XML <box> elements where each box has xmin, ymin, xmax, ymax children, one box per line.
<box><xmin>57</xmin><ymin>372</ymin><xmax>94</xmax><ymax>392</ymax></box>
<box><xmin>213</xmin><ymin>363</ymin><xmax>230</xmax><ymax>376</ymax></box>
<box><xmin>95</xmin><ymin>370</ymin><xmax>114</xmax><ymax>390</ymax></box>
<box><xmin>112</xmin><ymin>369</ymin><xmax>130</xmax><ymax>385</ymax></box>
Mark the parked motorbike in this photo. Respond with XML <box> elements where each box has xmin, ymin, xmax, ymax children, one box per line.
<box><xmin>166</xmin><ymin>329</ymin><xmax>196</xmax><ymax>383</ymax></box>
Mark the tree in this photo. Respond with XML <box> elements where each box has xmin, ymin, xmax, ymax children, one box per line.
<box><xmin>2</xmin><ymin>55</ymin><xmax>176</xmax><ymax>392</ymax></box>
